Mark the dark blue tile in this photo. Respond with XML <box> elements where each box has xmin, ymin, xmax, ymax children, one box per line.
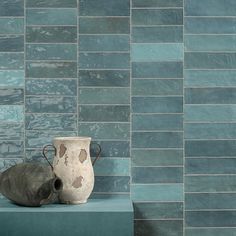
<box><xmin>79</xmin><ymin>105</ymin><xmax>130</xmax><ymax>122</ymax></box>
<box><xmin>25</xmin><ymin>96</ymin><xmax>77</xmax><ymax>113</ymax></box>
<box><xmin>26</xmin><ymin>26</ymin><xmax>77</xmax><ymax>43</ymax></box>
<box><xmin>132</xmin><ymin>132</ymin><xmax>183</xmax><ymax>148</ymax></box>
<box><xmin>79</xmin><ymin>18</ymin><xmax>130</xmax><ymax>34</ymax></box>
<box><xmin>26</xmin><ymin>0</ymin><xmax>77</xmax><ymax>7</ymax></box>
<box><xmin>132</xmin><ymin>9</ymin><xmax>183</xmax><ymax>25</ymax></box>
<box><xmin>94</xmin><ymin>176</ymin><xmax>130</xmax><ymax>192</ymax></box>
<box><xmin>0</xmin><ymin>141</ymin><xmax>24</xmax><ymax>158</ymax></box>
<box><xmin>133</xmin><ymin>0</ymin><xmax>183</xmax><ymax>7</ymax></box>
<box><xmin>0</xmin><ymin>0</ymin><xmax>24</xmax><ymax>16</ymax></box>
<box><xmin>132</xmin><ymin>62</ymin><xmax>183</xmax><ymax>78</ymax></box>
<box><xmin>132</xmin><ymin>97</ymin><xmax>183</xmax><ymax>113</ymax></box>
<box><xmin>80</xmin><ymin>0</ymin><xmax>130</xmax><ymax>16</ymax></box>
<box><xmin>132</xmin><ymin>167</ymin><xmax>183</xmax><ymax>183</ymax></box>
<box><xmin>0</xmin><ymin>123</ymin><xmax>24</xmax><ymax>140</ymax></box>
<box><xmin>0</xmin><ymin>89</ymin><xmax>23</xmax><ymax>105</ymax></box>
<box><xmin>0</xmin><ymin>36</ymin><xmax>24</xmax><ymax>52</ymax></box>
<box><xmin>79</xmin><ymin>70</ymin><xmax>130</xmax><ymax>87</ymax></box>
<box><xmin>185</xmin><ymin>228</ymin><xmax>236</xmax><ymax>236</ymax></box>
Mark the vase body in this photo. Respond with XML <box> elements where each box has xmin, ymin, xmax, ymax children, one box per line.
<box><xmin>52</xmin><ymin>137</ymin><xmax>94</xmax><ymax>204</ymax></box>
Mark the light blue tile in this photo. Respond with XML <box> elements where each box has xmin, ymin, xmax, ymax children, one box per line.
<box><xmin>185</xmin><ymin>35</ymin><xmax>236</xmax><ymax>51</ymax></box>
<box><xmin>185</xmin><ymin>70</ymin><xmax>236</xmax><ymax>87</ymax></box>
<box><xmin>26</xmin><ymin>9</ymin><xmax>77</xmax><ymax>25</ymax></box>
<box><xmin>26</xmin><ymin>0</ymin><xmax>77</xmax><ymax>8</ymax></box>
<box><xmin>0</xmin><ymin>18</ymin><xmax>24</xmax><ymax>34</ymax></box>
<box><xmin>79</xmin><ymin>88</ymin><xmax>130</xmax><ymax>105</ymax></box>
<box><xmin>185</xmin><ymin>0</ymin><xmax>236</xmax><ymax>16</ymax></box>
<box><xmin>0</xmin><ymin>53</ymin><xmax>23</xmax><ymax>70</ymax></box>
<box><xmin>79</xmin><ymin>35</ymin><xmax>129</xmax><ymax>51</ymax></box>
<box><xmin>185</xmin><ymin>17</ymin><xmax>236</xmax><ymax>34</ymax></box>
<box><xmin>185</xmin><ymin>105</ymin><xmax>236</xmax><ymax>122</ymax></box>
<box><xmin>26</xmin><ymin>44</ymin><xmax>77</xmax><ymax>60</ymax></box>
<box><xmin>0</xmin><ymin>123</ymin><xmax>24</xmax><ymax>140</ymax></box>
<box><xmin>0</xmin><ymin>70</ymin><xmax>24</xmax><ymax>87</ymax></box>
<box><xmin>94</xmin><ymin>158</ymin><xmax>130</xmax><ymax>176</ymax></box>
<box><xmin>0</xmin><ymin>105</ymin><xmax>23</xmax><ymax>122</ymax></box>
<box><xmin>0</xmin><ymin>141</ymin><xmax>24</xmax><ymax>158</ymax></box>
<box><xmin>132</xmin><ymin>44</ymin><xmax>183</xmax><ymax>62</ymax></box>
<box><xmin>79</xmin><ymin>53</ymin><xmax>130</xmax><ymax>69</ymax></box>
<box><xmin>78</xmin><ymin>123</ymin><xmax>129</xmax><ymax>140</ymax></box>
<box><xmin>185</xmin><ymin>123</ymin><xmax>236</xmax><ymax>139</ymax></box>
<box><xmin>131</xmin><ymin>184</ymin><xmax>184</xmax><ymax>201</ymax></box>
<box><xmin>133</xmin><ymin>0</ymin><xmax>183</xmax><ymax>7</ymax></box>
<box><xmin>132</xmin><ymin>97</ymin><xmax>183</xmax><ymax>113</ymax></box>
<box><xmin>132</xmin><ymin>79</ymin><xmax>183</xmax><ymax>96</ymax></box>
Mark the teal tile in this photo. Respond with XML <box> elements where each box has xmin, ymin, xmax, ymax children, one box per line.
<box><xmin>79</xmin><ymin>88</ymin><xmax>130</xmax><ymax>104</ymax></box>
<box><xmin>185</xmin><ymin>158</ymin><xmax>236</xmax><ymax>174</ymax></box>
<box><xmin>26</xmin><ymin>26</ymin><xmax>77</xmax><ymax>43</ymax></box>
<box><xmin>132</xmin><ymin>44</ymin><xmax>183</xmax><ymax>62</ymax></box>
<box><xmin>185</xmin><ymin>0</ymin><xmax>236</xmax><ymax>16</ymax></box>
<box><xmin>80</xmin><ymin>0</ymin><xmax>130</xmax><ymax>16</ymax></box>
<box><xmin>0</xmin><ymin>53</ymin><xmax>23</xmax><ymax>70</ymax></box>
<box><xmin>79</xmin><ymin>53</ymin><xmax>130</xmax><ymax>69</ymax></box>
<box><xmin>78</xmin><ymin>123</ymin><xmax>129</xmax><ymax>140</ymax></box>
<box><xmin>132</xmin><ymin>26</ymin><xmax>183</xmax><ymax>43</ymax></box>
<box><xmin>26</xmin><ymin>44</ymin><xmax>77</xmax><ymax>61</ymax></box>
<box><xmin>134</xmin><ymin>202</ymin><xmax>183</xmax><ymax>219</ymax></box>
<box><xmin>132</xmin><ymin>132</ymin><xmax>183</xmax><ymax>148</ymax></box>
<box><xmin>131</xmin><ymin>184</ymin><xmax>184</xmax><ymax>201</ymax></box>
<box><xmin>0</xmin><ymin>159</ymin><xmax>23</xmax><ymax>172</ymax></box>
<box><xmin>25</xmin><ymin>96</ymin><xmax>77</xmax><ymax>113</ymax></box>
<box><xmin>185</xmin><ymin>105</ymin><xmax>236</xmax><ymax>122</ymax></box>
<box><xmin>25</xmin><ymin>113</ymin><xmax>77</xmax><ymax>131</ymax></box>
<box><xmin>185</xmin><ymin>193</ymin><xmax>236</xmax><ymax>210</ymax></box>
<box><xmin>135</xmin><ymin>220</ymin><xmax>183</xmax><ymax>236</ymax></box>
<box><xmin>79</xmin><ymin>70</ymin><xmax>130</xmax><ymax>87</ymax></box>
<box><xmin>0</xmin><ymin>89</ymin><xmax>23</xmax><ymax>105</ymax></box>
<box><xmin>0</xmin><ymin>141</ymin><xmax>24</xmax><ymax>158</ymax></box>
<box><xmin>26</xmin><ymin>0</ymin><xmax>77</xmax><ymax>7</ymax></box>
<box><xmin>132</xmin><ymin>149</ymin><xmax>183</xmax><ymax>166</ymax></box>
<box><xmin>185</xmin><ymin>70</ymin><xmax>236</xmax><ymax>87</ymax></box>
<box><xmin>0</xmin><ymin>0</ymin><xmax>23</xmax><ymax>16</ymax></box>
<box><xmin>94</xmin><ymin>176</ymin><xmax>130</xmax><ymax>192</ymax></box>
<box><xmin>90</xmin><ymin>193</ymin><xmax>130</xmax><ymax>199</ymax></box>
<box><xmin>185</xmin><ymin>88</ymin><xmax>236</xmax><ymax>104</ymax></box>
<box><xmin>0</xmin><ymin>70</ymin><xmax>24</xmax><ymax>87</ymax></box>
<box><xmin>185</xmin><ymin>35</ymin><xmax>236</xmax><ymax>51</ymax></box>
<box><xmin>26</xmin><ymin>130</ymin><xmax>77</xmax><ymax>148</ymax></box>
<box><xmin>26</xmin><ymin>62</ymin><xmax>77</xmax><ymax>78</ymax></box>
<box><xmin>132</xmin><ymin>167</ymin><xmax>183</xmax><ymax>183</ymax></box>
<box><xmin>0</xmin><ymin>18</ymin><xmax>24</xmax><ymax>34</ymax></box>
<box><xmin>132</xmin><ymin>114</ymin><xmax>183</xmax><ymax>131</ymax></box>
<box><xmin>26</xmin><ymin>149</ymin><xmax>54</xmax><ymax>163</ymax></box>
<box><xmin>133</xmin><ymin>0</ymin><xmax>183</xmax><ymax>7</ymax></box>
<box><xmin>185</xmin><ymin>228</ymin><xmax>236</xmax><ymax>236</ymax></box>
<box><xmin>185</xmin><ymin>52</ymin><xmax>236</xmax><ymax>69</ymax></box>
<box><xmin>185</xmin><ymin>175</ymin><xmax>236</xmax><ymax>192</ymax></box>
<box><xmin>186</xmin><ymin>211</ymin><xmax>236</xmax><ymax>227</ymax></box>
<box><xmin>79</xmin><ymin>105</ymin><xmax>130</xmax><ymax>122</ymax></box>
<box><xmin>132</xmin><ymin>97</ymin><xmax>183</xmax><ymax>113</ymax></box>
<box><xmin>185</xmin><ymin>140</ymin><xmax>236</xmax><ymax>157</ymax></box>
<box><xmin>185</xmin><ymin>123</ymin><xmax>236</xmax><ymax>139</ymax></box>
<box><xmin>0</xmin><ymin>123</ymin><xmax>24</xmax><ymax>140</ymax></box>
<box><xmin>132</xmin><ymin>9</ymin><xmax>183</xmax><ymax>25</ymax></box>
<box><xmin>90</xmin><ymin>141</ymin><xmax>130</xmax><ymax>158</ymax></box>
<box><xmin>79</xmin><ymin>18</ymin><xmax>130</xmax><ymax>34</ymax></box>
<box><xmin>79</xmin><ymin>35</ymin><xmax>129</xmax><ymax>51</ymax></box>
<box><xmin>0</xmin><ymin>35</ymin><xmax>24</xmax><ymax>52</ymax></box>
<box><xmin>185</xmin><ymin>17</ymin><xmax>236</xmax><ymax>34</ymax></box>
<box><xmin>26</xmin><ymin>9</ymin><xmax>77</xmax><ymax>25</ymax></box>
<box><xmin>132</xmin><ymin>62</ymin><xmax>183</xmax><ymax>78</ymax></box>
<box><xmin>94</xmin><ymin>158</ymin><xmax>130</xmax><ymax>176</ymax></box>
<box><xmin>26</xmin><ymin>79</ymin><xmax>77</xmax><ymax>96</ymax></box>
<box><xmin>132</xmin><ymin>79</ymin><xmax>183</xmax><ymax>96</ymax></box>
<box><xmin>0</xmin><ymin>105</ymin><xmax>23</xmax><ymax>122</ymax></box>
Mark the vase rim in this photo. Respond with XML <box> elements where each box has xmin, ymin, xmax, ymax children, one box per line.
<box><xmin>53</xmin><ymin>136</ymin><xmax>91</xmax><ymax>141</ymax></box>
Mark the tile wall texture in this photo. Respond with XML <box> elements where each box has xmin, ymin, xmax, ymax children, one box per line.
<box><xmin>0</xmin><ymin>0</ymin><xmax>235</xmax><ymax>236</ymax></box>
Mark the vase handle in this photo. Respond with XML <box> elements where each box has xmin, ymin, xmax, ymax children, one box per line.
<box><xmin>91</xmin><ymin>143</ymin><xmax>101</xmax><ymax>166</ymax></box>
<box><xmin>42</xmin><ymin>144</ymin><xmax>56</xmax><ymax>171</ymax></box>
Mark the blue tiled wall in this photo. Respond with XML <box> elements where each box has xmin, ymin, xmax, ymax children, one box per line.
<box><xmin>0</xmin><ymin>0</ymin><xmax>235</xmax><ymax>235</ymax></box>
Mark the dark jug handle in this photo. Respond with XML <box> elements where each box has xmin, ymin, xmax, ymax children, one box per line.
<box><xmin>42</xmin><ymin>144</ymin><xmax>56</xmax><ymax>171</ymax></box>
<box><xmin>91</xmin><ymin>143</ymin><xmax>101</xmax><ymax>166</ymax></box>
